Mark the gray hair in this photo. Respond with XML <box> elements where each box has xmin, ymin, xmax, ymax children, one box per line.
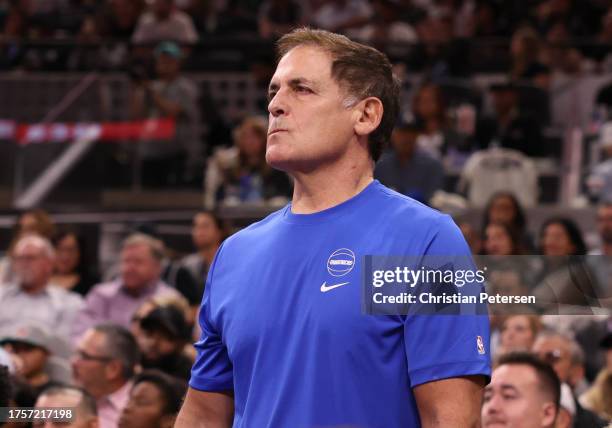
<box><xmin>14</xmin><ymin>234</ymin><xmax>55</xmax><ymax>259</ymax></box>
<box><xmin>536</xmin><ymin>329</ymin><xmax>583</xmax><ymax>365</ymax></box>
<box><xmin>38</xmin><ymin>385</ymin><xmax>97</xmax><ymax>417</ymax></box>
<box><xmin>122</xmin><ymin>233</ymin><xmax>165</xmax><ymax>262</ymax></box>
<box><xmin>92</xmin><ymin>324</ymin><xmax>140</xmax><ymax>380</ymax></box>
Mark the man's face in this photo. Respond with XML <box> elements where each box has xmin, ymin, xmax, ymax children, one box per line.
<box><xmin>533</xmin><ymin>336</ymin><xmax>572</xmax><ymax>382</ymax></box>
<box><xmin>266</xmin><ymin>46</ymin><xmax>358</xmax><ymax>173</ymax></box>
<box><xmin>597</xmin><ymin>205</ymin><xmax>612</xmax><ymax>246</ymax></box>
<box><xmin>2</xmin><ymin>342</ymin><xmax>48</xmax><ymax>379</ymax></box>
<box><xmin>12</xmin><ymin>243</ymin><xmax>54</xmax><ymax>291</ymax></box>
<box><xmin>34</xmin><ymin>393</ymin><xmax>95</xmax><ymax>428</ymax></box>
<box><xmin>120</xmin><ymin>244</ymin><xmax>161</xmax><ymax>292</ymax></box>
<box><xmin>136</xmin><ymin>329</ymin><xmax>181</xmax><ymax>362</ymax></box>
<box><xmin>71</xmin><ymin>330</ymin><xmax>113</xmax><ymax>397</ymax></box>
<box><xmin>118</xmin><ymin>382</ymin><xmax>166</xmax><ymax>428</ymax></box>
<box><xmin>482</xmin><ymin>364</ymin><xmax>556</xmax><ymax>428</ymax></box>
<box><xmin>191</xmin><ymin>214</ymin><xmax>221</xmax><ymax>250</ymax></box>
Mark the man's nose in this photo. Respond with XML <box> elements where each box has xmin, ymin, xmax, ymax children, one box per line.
<box><xmin>268</xmin><ymin>90</ymin><xmax>288</xmax><ymax>117</ymax></box>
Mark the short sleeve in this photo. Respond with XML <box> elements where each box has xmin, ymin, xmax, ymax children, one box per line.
<box><xmin>189</xmin><ymin>244</ymin><xmax>234</xmax><ymax>391</ymax></box>
<box><xmin>404</xmin><ymin>215</ymin><xmax>491</xmax><ymax>388</ymax></box>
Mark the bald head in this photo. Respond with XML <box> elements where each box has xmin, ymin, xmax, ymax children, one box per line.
<box><xmin>12</xmin><ymin>235</ymin><xmax>55</xmax><ymax>292</ymax></box>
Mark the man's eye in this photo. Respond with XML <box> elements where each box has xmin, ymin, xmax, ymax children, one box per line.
<box><xmin>502</xmin><ymin>393</ymin><xmax>517</xmax><ymax>400</ymax></box>
<box><xmin>296</xmin><ymin>86</ymin><xmax>311</xmax><ymax>93</ymax></box>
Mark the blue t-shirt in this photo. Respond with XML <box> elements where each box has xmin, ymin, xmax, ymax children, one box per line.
<box><xmin>190</xmin><ymin>180</ymin><xmax>491</xmax><ymax>428</ymax></box>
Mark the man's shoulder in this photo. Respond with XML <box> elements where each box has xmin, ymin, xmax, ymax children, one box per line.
<box><xmin>372</xmin><ymin>182</ymin><xmax>446</xmax><ymax>221</ymax></box>
<box><xmin>86</xmin><ymin>280</ymin><xmax>122</xmax><ymax>299</ymax></box>
<box><xmin>227</xmin><ymin>207</ymin><xmax>287</xmax><ymax>240</ymax></box>
<box><xmin>46</xmin><ymin>285</ymin><xmax>83</xmax><ymax>303</ymax></box>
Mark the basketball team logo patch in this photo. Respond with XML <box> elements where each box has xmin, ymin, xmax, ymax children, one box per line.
<box><xmin>327</xmin><ymin>248</ymin><xmax>355</xmax><ymax>277</ymax></box>
<box><xmin>477</xmin><ymin>336</ymin><xmax>485</xmax><ymax>355</ymax></box>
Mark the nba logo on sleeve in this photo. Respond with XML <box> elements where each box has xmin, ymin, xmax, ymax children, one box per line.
<box><xmin>477</xmin><ymin>336</ymin><xmax>485</xmax><ymax>355</ymax></box>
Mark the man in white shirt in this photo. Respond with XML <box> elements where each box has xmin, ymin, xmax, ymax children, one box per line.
<box><xmin>0</xmin><ymin>235</ymin><xmax>83</xmax><ymax>341</ymax></box>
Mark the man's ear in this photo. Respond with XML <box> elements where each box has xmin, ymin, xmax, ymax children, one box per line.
<box><xmin>353</xmin><ymin>97</ymin><xmax>384</xmax><ymax>138</ymax></box>
<box><xmin>541</xmin><ymin>402</ymin><xmax>557</xmax><ymax>426</ymax></box>
<box><xmin>105</xmin><ymin>359</ymin><xmax>123</xmax><ymax>381</ymax></box>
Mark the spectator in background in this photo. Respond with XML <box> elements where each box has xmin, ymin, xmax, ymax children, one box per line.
<box><xmin>509</xmin><ymin>26</ymin><xmax>546</xmax><ymax>82</ymax></box>
<box><xmin>0</xmin><ymin>324</ymin><xmax>53</xmax><ymax>392</ymax></box>
<box><xmin>0</xmin><ymin>209</ymin><xmax>56</xmax><ymax>284</ymax></box>
<box><xmin>498</xmin><ymin>315</ymin><xmax>541</xmax><ymax>354</ymax></box>
<box><xmin>72</xmin><ymin>234</ymin><xmax>180</xmax><ymax>341</ymax></box>
<box><xmin>310</xmin><ymin>0</ymin><xmax>372</xmax><ymax>36</ymax></box>
<box><xmin>374</xmin><ymin>121</ymin><xmax>444</xmax><ymax>204</ymax></box>
<box><xmin>136</xmin><ymin>305</ymin><xmax>193</xmax><ymax>380</ymax></box>
<box><xmin>51</xmin><ymin>229</ymin><xmax>99</xmax><ymax>296</ymax></box>
<box><xmin>0</xmin><ymin>235</ymin><xmax>83</xmax><ymax>340</ymax></box>
<box><xmin>482</xmin><ymin>222</ymin><xmax>526</xmax><ymax>256</ymax></box>
<box><xmin>96</xmin><ymin>0</ymin><xmax>145</xmax><ymax>40</ymax></box>
<box><xmin>118</xmin><ymin>370</ymin><xmax>188</xmax><ymax>428</ymax></box>
<box><xmin>181</xmin><ymin>211</ymin><xmax>223</xmax><ymax>298</ymax></box>
<box><xmin>129</xmin><ymin>40</ymin><xmax>201</xmax><ymax>187</ymax></box>
<box><xmin>587</xmin><ymin>123</ymin><xmax>612</xmax><ymax>203</ymax></box>
<box><xmin>258</xmin><ymin>0</ymin><xmax>305</xmax><ymax>39</ymax></box>
<box><xmin>542</xmin><ymin>19</ymin><xmax>584</xmax><ymax>76</ymax></box>
<box><xmin>579</xmin><ymin>332</ymin><xmax>612</xmax><ymax>421</ymax></box>
<box><xmin>539</xmin><ymin>217</ymin><xmax>587</xmax><ymax>257</ymax></box>
<box><xmin>593</xmin><ymin>201</ymin><xmax>612</xmax><ymax>256</ymax></box>
<box><xmin>475</xmin><ymin>82</ymin><xmax>544</xmax><ymax>157</ymax></box>
<box><xmin>355</xmin><ymin>0</ymin><xmax>417</xmax><ymax>47</ymax></box>
<box><xmin>131</xmin><ymin>0</ymin><xmax>198</xmax><ymax>45</ymax></box>
<box><xmin>72</xmin><ymin>324</ymin><xmax>139</xmax><ymax>428</ymax></box>
<box><xmin>533</xmin><ymin>331</ymin><xmax>608</xmax><ymax>428</ymax></box>
<box><xmin>411</xmin><ymin>82</ymin><xmax>449</xmax><ymax>159</ymax></box>
<box><xmin>204</xmin><ymin>116</ymin><xmax>292</xmax><ymax>209</ymax></box>
<box><xmin>483</xmin><ymin>192</ymin><xmax>527</xmax><ymax>235</ymax></box>
<box><xmin>481</xmin><ymin>352</ymin><xmax>559</xmax><ymax>428</ymax></box>
<box><xmin>35</xmin><ymin>386</ymin><xmax>99</xmax><ymax>428</ymax></box>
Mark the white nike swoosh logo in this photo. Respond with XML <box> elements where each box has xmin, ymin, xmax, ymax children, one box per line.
<box><xmin>320</xmin><ymin>281</ymin><xmax>350</xmax><ymax>293</ymax></box>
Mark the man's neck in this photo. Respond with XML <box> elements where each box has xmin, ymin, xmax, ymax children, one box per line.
<box><xmin>94</xmin><ymin>379</ymin><xmax>128</xmax><ymax>400</ymax></box>
<box><xmin>21</xmin><ymin>282</ymin><xmax>47</xmax><ymax>295</ymax></box>
<box><xmin>290</xmin><ymin>156</ymin><xmax>374</xmax><ymax>214</ymax></box>
<box><xmin>122</xmin><ymin>280</ymin><xmax>155</xmax><ymax>297</ymax></box>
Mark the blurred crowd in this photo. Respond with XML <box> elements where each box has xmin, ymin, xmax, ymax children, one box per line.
<box><xmin>2</xmin><ymin>1</ymin><xmax>612</xmax><ymax>207</ymax></box>
<box><xmin>1</xmin><ymin>1</ymin><xmax>612</xmax><ymax>426</ymax></box>
<box><xmin>1</xmin><ymin>0</ymin><xmax>612</xmax><ymax>74</ymax></box>
<box><xmin>0</xmin><ymin>194</ymin><xmax>610</xmax><ymax>426</ymax></box>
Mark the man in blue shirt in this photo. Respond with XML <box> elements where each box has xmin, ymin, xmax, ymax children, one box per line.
<box><xmin>176</xmin><ymin>28</ymin><xmax>490</xmax><ymax>428</ymax></box>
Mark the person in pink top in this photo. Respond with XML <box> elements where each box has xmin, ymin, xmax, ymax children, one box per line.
<box><xmin>72</xmin><ymin>324</ymin><xmax>140</xmax><ymax>428</ymax></box>
<box><xmin>72</xmin><ymin>233</ymin><xmax>181</xmax><ymax>342</ymax></box>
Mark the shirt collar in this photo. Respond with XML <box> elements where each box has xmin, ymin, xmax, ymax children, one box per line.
<box><xmin>104</xmin><ymin>380</ymin><xmax>133</xmax><ymax>411</ymax></box>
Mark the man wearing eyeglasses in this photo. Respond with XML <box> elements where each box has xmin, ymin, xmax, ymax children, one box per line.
<box><xmin>0</xmin><ymin>235</ymin><xmax>83</xmax><ymax>340</ymax></box>
<box><xmin>533</xmin><ymin>331</ymin><xmax>608</xmax><ymax>428</ymax></box>
<box><xmin>71</xmin><ymin>324</ymin><xmax>140</xmax><ymax>428</ymax></box>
